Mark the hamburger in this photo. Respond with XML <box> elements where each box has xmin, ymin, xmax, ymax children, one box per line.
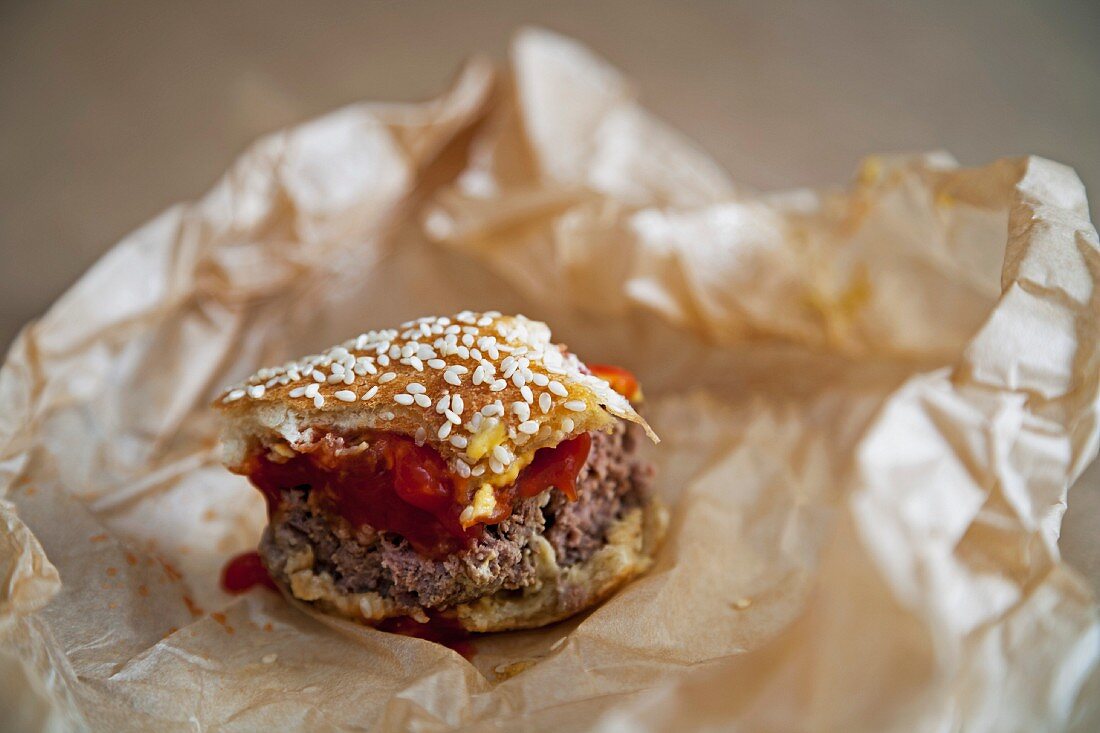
<box><xmin>215</xmin><ymin>311</ymin><xmax>665</xmax><ymax>632</ymax></box>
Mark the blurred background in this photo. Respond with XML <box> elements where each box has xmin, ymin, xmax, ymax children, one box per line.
<box><xmin>1</xmin><ymin>0</ymin><xmax>1098</xmax><ymax>586</ymax></box>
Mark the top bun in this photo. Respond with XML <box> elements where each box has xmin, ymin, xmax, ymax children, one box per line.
<box><xmin>216</xmin><ymin>311</ymin><xmax>656</xmax><ymax>519</ymax></box>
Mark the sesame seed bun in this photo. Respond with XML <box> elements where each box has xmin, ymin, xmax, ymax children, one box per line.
<box><xmin>216</xmin><ymin>312</ymin><xmax>656</xmax><ymax>487</ymax></box>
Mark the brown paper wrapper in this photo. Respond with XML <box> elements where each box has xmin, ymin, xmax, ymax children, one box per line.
<box><xmin>1</xmin><ymin>28</ymin><xmax>1097</xmax><ymax>732</ymax></box>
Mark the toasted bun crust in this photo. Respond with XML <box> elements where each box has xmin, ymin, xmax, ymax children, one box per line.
<box><xmin>216</xmin><ymin>312</ymin><xmax>656</xmax><ymax>494</ymax></box>
<box><xmin>266</xmin><ymin>497</ymin><xmax>668</xmax><ymax>633</ymax></box>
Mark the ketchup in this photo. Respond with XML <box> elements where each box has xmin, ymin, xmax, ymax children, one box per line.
<box><xmin>244</xmin><ymin>431</ymin><xmax>593</xmax><ymax>558</ymax></box>
<box><xmin>377</xmin><ymin>613</ymin><xmax>476</xmax><ymax>659</ymax></box>
<box><xmin>588</xmin><ymin>364</ymin><xmax>642</xmax><ymax>402</ymax></box>
<box><xmin>516</xmin><ymin>432</ymin><xmax>591</xmax><ymax>502</ymax></box>
<box><xmin>221</xmin><ymin>551</ymin><xmax>278</xmax><ymax>594</ymax></box>
<box><xmin>248</xmin><ymin>433</ymin><xmax>476</xmax><ymax>557</ymax></box>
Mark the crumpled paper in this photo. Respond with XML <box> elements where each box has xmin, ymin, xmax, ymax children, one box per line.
<box><xmin>1</xmin><ymin>27</ymin><xmax>1097</xmax><ymax>732</ymax></box>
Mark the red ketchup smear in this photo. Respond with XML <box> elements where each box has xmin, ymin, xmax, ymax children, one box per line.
<box><xmin>377</xmin><ymin>613</ymin><xmax>476</xmax><ymax>659</ymax></box>
<box><xmin>243</xmin><ymin>431</ymin><xmax>594</xmax><ymax>558</ymax></box>
<box><xmin>588</xmin><ymin>364</ymin><xmax>642</xmax><ymax>402</ymax></box>
<box><xmin>221</xmin><ymin>551</ymin><xmax>278</xmax><ymax>594</ymax></box>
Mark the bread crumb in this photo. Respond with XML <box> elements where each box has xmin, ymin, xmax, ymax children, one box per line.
<box><xmin>733</xmin><ymin>597</ymin><xmax>752</xmax><ymax>610</ymax></box>
<box><xmin>262</xmin><ymin>654</ymin><xmax>277</xmax><ymax>664</ymax></box>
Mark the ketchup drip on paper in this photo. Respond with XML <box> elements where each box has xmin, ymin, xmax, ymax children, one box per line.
<box><xmin>377</xmin><ymin>614</ymin><xmax>476</xmax><ymax>659</ymax></box>
<box><xmin>220</xmin><ymin>551</ymin><xmax>278</xmax><ymax>594</ymax></box>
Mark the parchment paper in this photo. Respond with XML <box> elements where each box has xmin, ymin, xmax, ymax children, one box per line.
<box><xmin>1</xmin><ymin>28</ymin><xmax>1097</xmax><ymax>732</ymax></box>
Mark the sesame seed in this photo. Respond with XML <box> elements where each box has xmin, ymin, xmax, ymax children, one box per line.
<box><xmin>518</xmin><ymin>420</ymin><xmax>539</xmax><ymax>435</ymax></box>
<box><xmin>414</xmin><ymin>427</ymin><xmax>427</xmax><ymax>445</ymax></box>
<box><xmin>492</xmin><ymin>445</ymin><xmax>511</xmax><ymax>464</ymax></box>
<box><xmin>480</xmin><ymin>404</ymin><xmax>498</xmax><ymax>417</ymax></box>
<box><xmin>472</xmin><ymin>366</ymin><xmax>486</xmax><ymax>386</ymax></box>
<box><xmin>313</xmin><ymin>394</ymin><xmax>325</xmax><ymax>408</ymax></box>
<box><xmin>521</xmin><ymin>385</ymin><xmax>534</xmax><ymax>403</ymax></box>
<box><xmin>406</xmin><ymin>383</ymin><xmax>426</xmax><ymax>394</ymax></box>
<box><xmin>489</xmin><ymin>458</ymin><xmax>504</xmax><ymax>474</ymax></box>
<box><xmin>394</xmin><ymin>394</ymin><xmax>414</xmax><ymax>405</ymax></box>
<box><xmin>564</xmin><ymin>400</ymin><xmax>586</xmax><ymax>411</ymax></box>
<box><xmin>449</xmin><ymin>364</ymin><xmax>469</xmax><ymax>374</ymax></box>
<box><xmin>456</xmin><ymin>345</ymin><xmax>470</xmax><ymax>359</ymax></box>
<box><xmin>409</xmin><ymin>357</ymin><xmax>424</xmax><ymax>371</ymax></box>
<box><xmin>361</xmin><ymin>386</ymin><xmax>378</xmax><ymax>401</ymax></box>
<box><xmin>477</xmin><ymin>316</ymin><xmax>493</xmax><ymax>326</ymax></box>
<box><xmin>451</xmin><ymin>395</ymin><xmax>463</xmax><ymax>414</ymax></box>
<box><xmin>462</xmin><ymin>333</ymin><xmax>475</xmax><ymax>347</ymax></box>
<box><xmin>549</xmin><ymin>381</ymin><xmax>568</xmax><ymax>397</ymax></box>
<box><xmin>512</xmin><ymin>402</ymin><xmax>530</xmax><ymax>421</ymax></box>
<box><xmin>539</xmin><ymin>393</ymin><xmax>552</xmax><ymax>413</ymax></box>
<box><xmin>247</xmin><ymin>385</ymin><xmax>265</xmax><ymax>398</ymax></box>
<box><xmin>225</xmin><ymin>389</ymin><xmax>246</xmax><ymax>402</ymax></box>
<box><xmin>379</xmin><ymin>372</ymin><xmax>397</xmax><ymax>383</ymax></box>
<box><xmin>305</xmin><ymin>383</ymin><xmax>320</xmax><ymax>398</ymax></box>
<box><xmin>435</xmin><ymin>394</ymin><xmax>450</xmax><ymax>413</ymax></box>
<box><xmin>455</xmin><ymin>459</ymin><xmax>471</xmax><ymax>477</ymax></box>
<box><xmin>438</xmin><ymin>421</ymin><xmax>452</xmax><ymax>440</ymax></box>
<box><xmin>532</xmin><ymin>373</ymin><xmax>549</xmax><ymax>387</ymax></box>
<box><xmin>381</xmin><ymin>411</ymin><xmax>395</xmax><ymax>421</ymax></box>
<box><xmin>561</xmin><ymin>418</ymin><xmax>575</xmax><ymax>433</ymax></box>
<box><xmin>289</xmin><ymin>386</ymin><xmax>308</xmax><ymax>398</ymax></box>
<box><xmin>512</xmin><ymin>371</ymin><xmax>526</xmax><ymax>388</ymax></box>
<box><xmin>471</xmin><ymin>465</ymin><xmax>486</xmax><ymax>476</ymax></box>
<box><xmin>427</xmin><ymin>359</ymin><xmax>446</xmax><ymax>369</ymax></box>
<box><xmin>334</xmin><ymin>390</ymin><xmax>357</xmax><ymax>402</ymax></box>
<box><xmin>414</xmin><ymin>394</ymin><xmax>432</xmax><ymax>408</ymax></box>
<box><xmin>450</xmin><ymin>435</ymin><xmax>468</xmax><ymax>449</ymax></box>
<box><xmin>378</xmin><ymin>354</ymin><xmax>390</xmax><ymax>366</ymax></box>
<box><xmin>326</xmin><ymin>373</ymin><xmax>344</xmax><ymax>384</ymax></box>
<box><xmin>312</xmin><ymin>371</ymin><xmax>326</xmax><ymax>383</ymax></box>
<box><xmin>444</xmin><ymin>370</ymin><xmax>462</xmax><ymax>386</ymax></box>
<box><xmin>445</xmin><ymin>409</ymin><xmax>461</xmax><ymax>425</ymax></box>
<box><xmin>490</xmin><ymin>379</ymin><xmax>507</xmax><ymax>392</ymax></box>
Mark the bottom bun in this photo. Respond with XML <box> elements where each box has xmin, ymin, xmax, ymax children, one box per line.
<box><xmin>264</xmin><ymin>498</ymin><xmax>668</xmax><ymax>633</ymax></box>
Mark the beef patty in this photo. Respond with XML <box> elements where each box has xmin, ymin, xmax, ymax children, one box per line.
<box><xmin>260</xmin><ymin>422</ymin><xmax>652</xmax><ymax>611</ymax></box>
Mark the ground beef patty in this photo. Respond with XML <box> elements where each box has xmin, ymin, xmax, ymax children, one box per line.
<box><xmin>260</xmin><ymin>422</ymin><xmax>653</xmax><ymax>611</ymax></box>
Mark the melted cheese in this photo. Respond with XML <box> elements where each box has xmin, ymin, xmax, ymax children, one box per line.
<box><xmin>466</xmin><ymin>421</ymin><xmax>506</xmax><ymax>461</ymax></box>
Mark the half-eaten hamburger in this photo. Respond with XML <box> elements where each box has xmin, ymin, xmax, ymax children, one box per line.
<box><xmin>215</xmin><ymin>311</ymin><xmax>665</xmax><ymax>632</ymax></box>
